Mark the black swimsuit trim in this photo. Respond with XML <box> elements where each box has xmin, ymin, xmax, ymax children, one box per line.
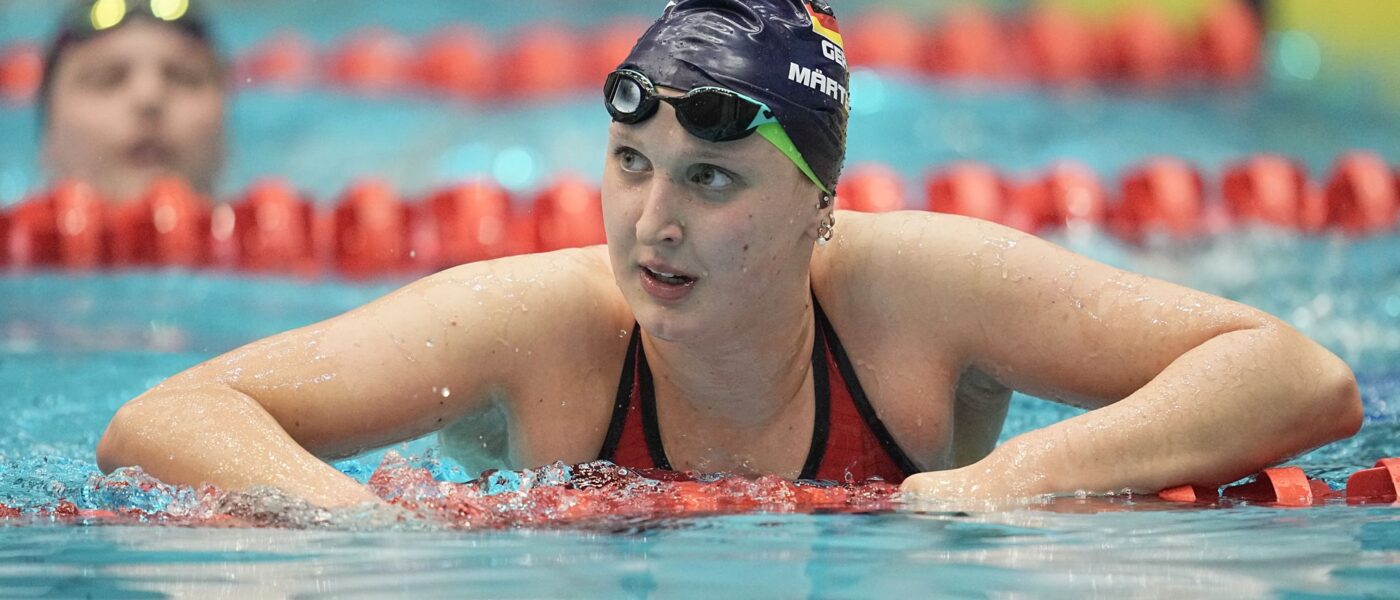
<box><xmin>813</xmin><ymin>300</ymin><xmax>923</xmax><ymax>477</ymax></box>
<box><xmin>598</xmin><ymin>326</ymin><xmax>639</xmax><ymax>462</ymax></box>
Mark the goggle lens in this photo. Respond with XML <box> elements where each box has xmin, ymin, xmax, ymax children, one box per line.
<box><xmin>610</xmin><ymin>77</ymin><xmax>645</xmax><ymax>115</ymax></box>
<box><xmin>671</xmin><ymin>89</ymin><xmax>765</xmax><ymax>142</ymax></box>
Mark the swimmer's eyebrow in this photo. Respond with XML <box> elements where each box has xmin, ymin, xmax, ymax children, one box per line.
<box><xmin>610</xmin><ymin>127</ymin><xmax>742</xmax><ymax>162</ymax></box>
<box><xmin>684</xmin><ymin>146</ymin><xmax>740</xmax><ymax>162</ymax></box>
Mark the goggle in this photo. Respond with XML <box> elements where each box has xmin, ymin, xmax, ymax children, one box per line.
<box><xmin>69</xmin><ymin>0</ymin><xmax>198</xmax><ymax>33</ymax></box>
<box><xmin>604</xmin><ymin>69</ymin><xmax>830</xmax><ymax>194</ymax></box>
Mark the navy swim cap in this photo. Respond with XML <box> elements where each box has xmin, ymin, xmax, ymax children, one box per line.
<box><xmin>621</xmin><ymin>0</ymin><xmax>851</xmax><ymax>193</ymax></box>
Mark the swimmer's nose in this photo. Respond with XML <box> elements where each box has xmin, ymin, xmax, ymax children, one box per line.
<box><xmin>635</xmin><ymin>177</ymin><xmax>684</xmax><ymax>247</ymax></box>
<box><xmin>128</xmin><ymin>64</ymin><xmax>167</xmax><ymax>125</ymax></box>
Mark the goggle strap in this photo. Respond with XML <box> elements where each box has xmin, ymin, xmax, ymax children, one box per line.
<box><xmin>755</xmin><ymin>123</ymin><xmax>829</xmax><ymax>194</ymax></box>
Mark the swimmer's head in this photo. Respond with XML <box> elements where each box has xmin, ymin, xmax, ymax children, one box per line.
<box><xmin>39</xmin><ymin>0</ymin><xmax>225</xmax><ymax>201</ymax></box>
<box><xmin>607</xmin><ymin>0</ymin><xmax>850</xmax><ymax>199</ymax></box>
<box><xmin>601</xmin><ymin>0</ymin><xmax>850</xmax><ymax>342</ymax></box>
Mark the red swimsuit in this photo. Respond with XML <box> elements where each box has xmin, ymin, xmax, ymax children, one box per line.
<box><xmin>597</xmin><ymin>296</ymin><xmax>920</xmax><ymax>483</ymax></box>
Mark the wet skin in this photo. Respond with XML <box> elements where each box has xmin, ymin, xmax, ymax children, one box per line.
<box><xmin>97</xmin><ymin>102</ymin><xmax>1360</xmax><ymax>508</ymax></box>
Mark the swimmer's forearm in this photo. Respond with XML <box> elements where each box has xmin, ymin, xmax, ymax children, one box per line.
<box><xmin>978</xmin><ymin>326</ymin><xmax>1358</xmax><ymax>496</ymax></box>
<box><xmin>98</xmin><ymin>386</ymin><xmax>383</xmax><ymax>508</ymax></box>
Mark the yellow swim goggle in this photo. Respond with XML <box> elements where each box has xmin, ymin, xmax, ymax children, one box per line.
<box><xmin>80</xmin><ymin>0</ymin><xmax>196</xmax><ymax>32</ymax></box>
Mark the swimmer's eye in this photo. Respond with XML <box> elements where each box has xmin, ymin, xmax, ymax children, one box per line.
<box><xmin>688</xmin><ymin>164</ymin><xmax>735</xmax><ymax>190</ymax></box>
<box><xmin>79</xmin><ymin>64</ymin><xmax>128</xmax><ymax>90</ymax></box>
<box><xmin>165</xmin><ymin>61</ymin><xmax>217</xmax><ymax>89</ymax></box>
<box><xmin>614</xmin><ymin>147</ymin><xmax>652</xmax><ymax>173</ymax></box>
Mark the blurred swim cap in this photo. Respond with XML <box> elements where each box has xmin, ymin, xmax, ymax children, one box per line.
<box><xmin>620</xmin><ymin>0</ymin><xmax>850</xmax><ymax>193</ymax></box>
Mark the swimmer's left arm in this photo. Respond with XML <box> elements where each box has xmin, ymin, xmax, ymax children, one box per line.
<box><xmin>860</xmin><ymin>213</ymin><xmax>1362</xmax><ymax>499</ymax></box>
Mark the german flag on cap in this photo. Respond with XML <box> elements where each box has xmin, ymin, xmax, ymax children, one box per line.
<box><xmin>804</xmin><ymin>0</ymin><xmax>843</xmax><ymax>48</ymax></box>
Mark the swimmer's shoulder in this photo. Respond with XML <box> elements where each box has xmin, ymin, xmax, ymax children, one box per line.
<box><xmin>812</xmin><ymin>210</ymin><xmax>1007</xmax><ymax>352</ymax></box>
<box><xmin>410</xmin><ymin>245</ymin><xmax>635</xmax><ymax>365</ymax></box>
<box><xmin>812</xmin><ymin>209</ymin><xmax>976</xmax><ymax>303</ymax></box>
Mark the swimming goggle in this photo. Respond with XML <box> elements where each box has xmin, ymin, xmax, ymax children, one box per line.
<box><xmin>604</xmin><ymin>68</ymin><xmax>831</xmax><ymax>196</ymax></box>
<box><xmin>69</xmin><ymin>0</ymin><xmax>198</xmax><ymax>33</ymax></box>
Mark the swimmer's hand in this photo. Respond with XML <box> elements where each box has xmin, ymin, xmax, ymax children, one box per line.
<box><xmin>217</xmin><ymin>486</ymin><xmax>403</xmax><ymax>528</ymax></box>
<box><xmin>900</xmin><ymin>463</ymin><xmax>1016</xmax><ymax>502</ymax></box>
<box><xmin>899</xmin><ymin>462</ymin><xmax>1051</xmax><ymax>511</ymax></box>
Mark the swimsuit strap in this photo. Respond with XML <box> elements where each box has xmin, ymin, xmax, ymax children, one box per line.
<box><xmin>597</xmin><ymin>325</ymin><xmax>640</xmax><ymax>462</ymax></box>
<box><xmin>812</xmin><ymin>297</ymin><xmax>923</xmax><ymax>477</ymax></box>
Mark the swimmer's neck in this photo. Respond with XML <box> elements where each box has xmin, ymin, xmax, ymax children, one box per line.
<box><xmin>641</xmin><ymin>289</ymin><xmax>816</xmax><ymax>429</ymax></box>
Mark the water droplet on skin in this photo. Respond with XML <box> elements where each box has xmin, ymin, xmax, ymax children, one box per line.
<box><xmin>619</xmin><ymin>329</ymin><xmax>628</xmax><ymax>338</ymax></box>
<box><xmin>441</xmin><ymin>387</ymin><xmax>452</xmax><ymax>398</ymax></box>
<box><xmin>425</xmin><ymin>339</ymin><xmax>435</xmax><ymax>348</ymax></box>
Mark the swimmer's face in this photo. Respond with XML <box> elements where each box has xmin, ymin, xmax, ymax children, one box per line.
<box><xmin>603</xmin><ymin>97</ymin><xmax>829</xmax><ymax>341</ymax></box>
<box><xmin>42</xmin><ymin>19</ymin><xmax>225</xmax><ymax>201</ymax></box>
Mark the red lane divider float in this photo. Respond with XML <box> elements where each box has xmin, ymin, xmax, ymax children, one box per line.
<box><xmin>501</xmin><ymin>24</ymin><xmax>586</xmax><ymax>98</ymax></box>
<box><xmin>8</xmin><ymin>181</ymin><xmax>107</xmax><ymax>270</ymax></box>
<box><xmin>109</xmin><ymin>178</ymin><xmax>212</xmax><ymax>268</ymax></box>
<box><xmin>0</xmin><ymin>43</ymin><xmax>42</xmax><ymax>105</ymax></box>
<box><xmin>1346</xmin><ymin>458</ymin><xmax>1400</xmax><ymax>503</ymax></box>
<box><xmin>926</xmin><ymin>161</ymin><xmax>1010</xmax><ymax>223</ymax></box>
<box><xmin>529</xmin><ymin>175</ymin><xmax>606</xmax><ymax>252</ymax></box>
<box><xmin>234</xmin><ymin>32</ymin><xmax>318</xmax><ymax>90</ymax></box>
<box><xmin>1324</xmin><ymin>152</ymin><xmax>1399</xmax><ymax>235</ymax></box>
<box><xmin>1113</xmin><ymin>157</ymin><xmax>1207</xmax><ymax>240</ymax></box>
<box><xmin>0</xmin><ymin>2</ymin><xmax>1262</xmax><ymax>105</ymax></box>
<box><xmin>413</xmin><ymin>180</ymin><xmax>519</xmax><ymax>268</ymax></box>
<box><xmin>0</xmin><ymin>208</ymin><xmax>9</xmax><ymax>268</ymax></box>
<box><xmin>1159</xmin><ymin>458</ymin><xmax>1400</xmax><ymax>506</ymax></box>
<box><xmin>210</xmin><ymin>179</ymin><xmax>322</xmax><ymax>274</ymax></box>
<box><xmin>414</xmin><ymin>26</ymin><xmax>496</xmax><ymax>100</ymax></box>
<box><xmin>333</xmin><ymin>180</ymin><xmax>414</xmax><ymax>278</ymax></box>
<box><xmin>925</xmin><ymin>5</ymin><xmax>1011</xmax><ymax>80</ymax></box>
<box><xmin>1006</xmin><ymin>161</ymin><xmax>1108</xmax><ymax>232</ymax></box>
<box><xmin>0</xmin><ymin>458</ymin><xmax>1394</xmax><ymax>525</ymax></box>
<box><xmin>1022</xmin><ymin>4</ymin><xmax>1098</xmax><ymax>85</ymax></box>
<box><xmin>838</xmin><ymin>164</ymin><xmax>906</xmax><ymax>213</ymax></box>
<box><xmin>2</xmin><ymin>151</ymin><xmax>1396</xmax><ymax>278</ymax></box>
<box><xmin>1223</xmin><ymin>154</ymin><xmax>1312</xmax><ymax>230</ymax></box>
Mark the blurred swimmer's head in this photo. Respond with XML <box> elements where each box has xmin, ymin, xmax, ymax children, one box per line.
<box><xmin>39</xmin><ymin>0</ymin><xmax>225</xmax><ymax>201</ymax></box>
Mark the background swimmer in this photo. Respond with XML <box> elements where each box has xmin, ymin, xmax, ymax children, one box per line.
<box><xmin>38</xmin><ymin>0</ymin><xmax>225</xmax><ymax>202</ymax></box>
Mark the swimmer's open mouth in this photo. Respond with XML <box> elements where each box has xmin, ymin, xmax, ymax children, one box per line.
<box><xmin>642</xmin><ymin>266</ymin><xmax>695</xmax><ymax>286</ymax></box>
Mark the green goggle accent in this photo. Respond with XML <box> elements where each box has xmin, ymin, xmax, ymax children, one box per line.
<box><xmin>755</xmin><ymin>122</ymin><xmax>829</xmax><ymax>195</ymax></box>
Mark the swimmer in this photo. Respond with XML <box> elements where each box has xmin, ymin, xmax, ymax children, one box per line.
<box><xmin>98</xmin><ymin>0</ymin><xmax>1359</xmax><ymax>507</ymax></box>
<box><xmin>39</xmin><ymin>0</ymin><xmax>225</xmax><ymax>202</ymax></box>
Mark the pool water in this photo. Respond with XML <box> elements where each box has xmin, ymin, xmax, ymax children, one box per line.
<box><xmin>3</xmin><ymin>1</ymin><xmax>1400</xmax><ymax>598</ymax></box>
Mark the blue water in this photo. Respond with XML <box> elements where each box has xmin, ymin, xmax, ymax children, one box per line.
<box><xmin>3</xmin><ymin>1</ymin><xmax>1400</xmax><ymax>598</ymax></box>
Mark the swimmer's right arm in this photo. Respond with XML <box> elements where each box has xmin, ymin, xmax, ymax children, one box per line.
<box><xmin>98</xmin><ymin>250</ymin><xmax>614</xmax><ymax>508</ymax></box>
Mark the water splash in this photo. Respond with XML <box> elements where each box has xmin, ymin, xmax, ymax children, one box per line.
<box><xmin>0</xmin><ymin>453</ymin><xmax>899</xmax><ymax>531</ymax></box>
